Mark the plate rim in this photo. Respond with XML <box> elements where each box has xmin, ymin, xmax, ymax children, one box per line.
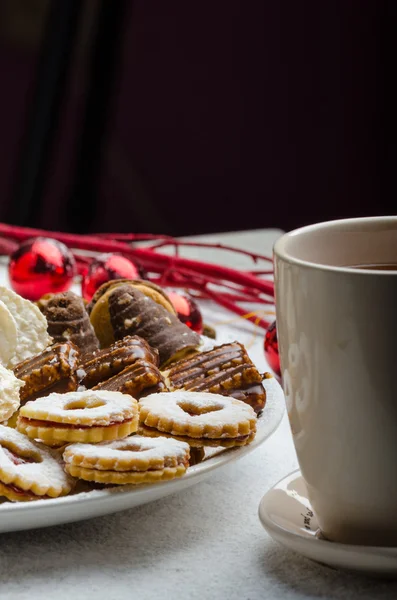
<box><xmin>0</xmin><ymin>261</ymin><xmax>283</xmax><ymax>529</ymax></box>
<box><xmin>0</xmin><ymin>378</ymin><xmax>285</xmax><ymax>517</ymax></box>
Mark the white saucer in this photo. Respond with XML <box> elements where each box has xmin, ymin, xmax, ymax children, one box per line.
<box><xmin>258</xmin><ymin>470</ymin><xmax>397</xmax><ymax>576</ymax></box>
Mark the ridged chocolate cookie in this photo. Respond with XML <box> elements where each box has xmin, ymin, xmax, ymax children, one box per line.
<box><xmin>38</xmin><ymin>292</ymin><xmax>99</xmax><ymax>355</ymax></box>
<box><xmin>108</xmin><ymin>285</ymin><xmax>201</xmax><ymax>368</ymax></box>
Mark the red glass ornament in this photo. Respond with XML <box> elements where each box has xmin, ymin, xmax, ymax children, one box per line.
<box><xmin>167</xmin><ymin>290</ymin><xmax>203</xmax><ymax>334</ymax></box>
<box><xmin>264</xmin><ymin>320</ymin><xmax>281</xmax><ymax>376</ymax></box>
<box><xmin>8</xmin><ymin>237</ymin><xmax>76</xmax><ymax>301</ymax></box>
<box><xmin>82</xmin><ymin>253</ymin><xmax>142</xmax><ymax>301</ymax></box>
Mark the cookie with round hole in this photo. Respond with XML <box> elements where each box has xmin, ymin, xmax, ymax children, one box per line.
<box><xmin>16</xmin><ymin>390</ymin><xmax>139</xmax><ymax>446</ymax></box>
<box><xmin>0</xmin><ymin>424</ymin><xmax>74</xmax><ymax>501</ymax></box>
<box><xmin>63</xmin><ymin>434</ymin><xmax>190</xmax><ymax>485</ymax></box>
<box><xmin>139</xmin><ymin>391</ymin><xmax>257</xmax><ymax>447</ymax></box>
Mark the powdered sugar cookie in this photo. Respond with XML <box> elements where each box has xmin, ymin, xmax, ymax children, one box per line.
<box><xmin>63</xmin><ymin>435</ymin><xmax>190</xmax><ymax>484</ymax></box>
<box><xmin>0</xmin><ymin>299</ymin><xmax>18</xmax><ymax>367</ymax></box>
<box><xmin>0</xmin><ymin>425</ymin><xmax>73</xmax><ymax>501</ymax></box>
<box><xmin>139</xmin><ymin>391</ymin><xmax>257</xmax><ymax>447</ymax></box>
<box><xmin>0</xmin><ymin>364</ymin><xmax>24</xmax><ymax>423</ymax></box>
<box><xmin>16</xmin><ymin>390</ymin><xmax>139</xmax><ymax>445</ymax></box>
<box><xmin>0</xmin><ymin>287</ymin><xmax>52</xmax><ymax>367</ymax></box>
<box><xmin>138</xmin><ymin>423</ymin><xmax>256</xmax><ymax>448</ymax></box>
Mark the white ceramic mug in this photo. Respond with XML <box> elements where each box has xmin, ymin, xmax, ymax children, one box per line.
<box><xmin>274</xmin><ymin>216</ymin><xmax>397</xmax><ymax>546</ymax></box>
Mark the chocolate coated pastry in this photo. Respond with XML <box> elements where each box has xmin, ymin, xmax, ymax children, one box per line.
<box><xmin>92</xmin><ymin>359</ymin><xmax>166</xmax><ymax>399</ymax></box>
<box><xmin>13</xmin><ymin>342</ymin><xmax>80</xmax><ymax>404</ymax></box>
<box><xmin>87</xmin><ymin>279</ymin><xmax>176</xmax><ymax>315</ymax></box>
<box><xmin>165</xmin><ymin>342</ymin><xmax>267</xmax><ymax>414</ymax></box>
<box><xmin>108</xmin><ymin>285</ymin><xmax>201</xmax><ymax>368</ymax></box>
<box><xmin>38</xmin><ymin>292</ymin><xmax>99</xmax><ymax>355</ymax></box>
<box><xmin>78</xmin><ymin>335</ymin><xmax>159</xmax><ymax>388</ymax></box>
<box><xmin>88</xmin><ymin>279</ymin><xmax>177</xmax><ymax>348</ymax></box>
<box><xmin>86</xmin><ymin>279</ymin><xmax>134</xmax><ymax>315</ymax></box>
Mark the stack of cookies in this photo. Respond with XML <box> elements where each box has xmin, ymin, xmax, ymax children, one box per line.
<box><xmin>0</xmin><ymin>278</ymin><xmax>270</xmax><ymax>502</ymax></box>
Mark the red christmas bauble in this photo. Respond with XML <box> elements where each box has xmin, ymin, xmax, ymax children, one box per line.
<box><xmin>264</xmin><ymin>320</ymin><xmax>281</xmax><ymax>377</ymax></box>
<box><xmin>8</xmin><ymin>237</ymin><xmax>76</xmax><ymax>301</ymax></box>
<box><xmin>167</xmin><ymin>290</ymin><xmax>203</xmax><ymax>334</ymax></box>
<box><xmin>82</xmin><ymin>253</ymin><xmax>142</xmax><ymax>301</ymax></box>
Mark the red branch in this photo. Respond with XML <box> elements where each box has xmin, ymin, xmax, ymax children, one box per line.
<box><xmin>153</xmin><ymin>264</ymin><xmax>273</xmax><ymax>301</ymax></box>
<box><xmin>0</xmin><ymin>222</ymin><xmax>274</xmax><ymax>330</ymax></box>
<box><xmin>0</xmin><ymin>236</ymin><xmax>19</xmax><ymax>256</ymax></box>
<box><xmin>94</xmin><ymin>232</ymin><xmax>273</xmax><ymax>264</ymax></box>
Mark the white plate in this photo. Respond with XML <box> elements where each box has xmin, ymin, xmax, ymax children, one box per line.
<box><xmin>0</xmin><ymin>377</ymin><xmax>283</xmax><ymax>533</ymax></box>
<box><xmin>258</xmin><ymin>471</ymin><xmax>397</xmax><ymax>577</ymax></box>
<box><xmin>0</xmin><ymin>263</ymin><xmax>284</xmax><ymax>532</ymax></box>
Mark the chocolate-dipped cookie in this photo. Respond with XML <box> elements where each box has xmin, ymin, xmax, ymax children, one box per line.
<box><xmin>92</xmin><ymin>359</ymin><xmax>166</xmax><ymax>398</ymax></box>
<box><xmin>88</xmin><ymin>280</ymin><xmax>176</xmax><ymax>348</ymax></box>
<box><xmin>108</xmin><ymin>285</ymin><xmax>201</xmax><ymax>368</ymax></box>
<box><xmin>38</xmin><ymin>292</ymin><xmax>99</xmax><ymax>355</ymax></box>
<box><xmin>78</xmin><ymin>335</ymin><xmax>159</xmax><ymax>388</ymax></box>
<box><xmin>87</xmin><ymin>279</ymin><xmax>176</xmax><ymax>314</ymax></box>
<box><xmin>164</xmin><ymin>342</ymin><xmax>267</xmax><ymax>414</ymax></box>
<box><xmin>13</xmin><ymin>342</ymin><xmax>80</xmax><ymax>405</ymax></box>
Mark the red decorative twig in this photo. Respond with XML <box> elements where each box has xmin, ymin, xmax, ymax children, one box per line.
<box><xmin>152</xmin><ymin>277</ymin><xmax>272</xmax><ymax>329</ymax></box>
<box><xmin>200</xmin><ymin>287</ymin><xmax>270</xmax><ymax>330</ymax></box>
<box><xmin>0</xmin><ymin>222</ymin><xmax>274</xmax><ymax>330</ymax></box>
<box><xmin>94</xmin><ymin>233</ymin><xmax>176</xmax><ymax>242</ymax></box>
<box><xmin>0</xmin><ymin>223</ymin><xmax>274</xmax><ymax>294</ymax></box>
<box><xmin>145</xmin><ymin>240</ymin><xmax>273</xmax><ymax>264</ymax></box>
<box><xmin>0</xmin><ymin>236</ymin><xmax>19</xmax><ymax>256</ymax></box>
<box><xmin>154</xmin><ymin>264</ymin><xmax>273</xmax><ymax>301</ymax></box>
<box><xmin>246</xmin><ymin>270</ymin><xmax>274</xmax><ymax>276</ymax></box>
<box><xmin>94</xmin><ymin>232</ymin><xmax>274</xmax><ymax>264</ymax></box>
<box><xmin>149</xmin><ymin>265</ymin><xmax>274</xmax><ymax>328</ymax></box>
<box><xmin>203</xmin><ymin>292</ymin><xmax>273</xmax><ymax>304</ymax></box>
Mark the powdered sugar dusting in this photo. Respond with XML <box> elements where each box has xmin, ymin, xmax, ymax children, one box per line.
<box><xmin>0</xmin><ymin>287</ymin><xmax>52</xmax><ymax>367</ymax></box>
<box><xmin>0</xmin><ymin>425</ymin><xmax>71</xmax><ymax>495</ymax></box>
<box><xmin>0</xmin><ymin>377</ymin><xmax>285</xmax><ymax>517</ymax></box>
<box><xmin>0</xmin><ymin>300</ymin><xmax>18</xmax><ymax>367</ymax></box>
<box><xmin>140</xmin><ymin>391</ymin><xmax>256</xmax><ymax>426</ymax></box>
<box><xmin>197</xmin><ymin>335</ymin><xmax>216</xmax><ymax>353</ymax></box>
<box><xmin>0</xmin><ymin>364</ymin><xmax>24</xmax><ymax>422</ymax></box>
<box><xmin>64</xmin><ymin>435</ymin><xmax>189</xmax><ymax>466</ymax></box>
<box><xmin>21</xmin><ymin>390</ymin><xmax>138</xmax><ymax>426</ymax></box>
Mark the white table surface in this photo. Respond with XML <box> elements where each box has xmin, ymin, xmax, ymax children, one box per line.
<box><xmin>1</xmin><ymin>228</ymin><xmax>397</xmax><ymax>600</ymax></box>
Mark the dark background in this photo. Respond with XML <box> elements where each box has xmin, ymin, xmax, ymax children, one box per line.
<box><xmin>0</xmin><ymin>0</ymin><xmax>395</xmax><ymax>236</ymax></box>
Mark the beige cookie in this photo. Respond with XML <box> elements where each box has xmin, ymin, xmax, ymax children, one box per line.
<box><xmin>17</xmin><ymin>389</ymin><xmax>139</xmax><ymax>445</ymax></box>
<box><xmin>63</xmin><ymin>434</ymin><xmax>190</xmax><ymax>485</ymax></box>
<box><xmin>0</xmin><ymin>300</ymin><xmax>18</xmax><ymax>367</ymax></box>
<box><xmin>139</xmin><ymin>391</ymin><xmax>257</xmax><ymax>447</ymax></box>
<box><xmin>0</xmin><ymin>424</ymin><xmax>74</xmax><ymax>501</ymax></box>
<box><xmin>0</xmin><ymin>364</ymin><xmax>24</xmax><ymax>423</ymax></box>
<box><xmin>0</xmin><ymin>287</ymin><xmax>52</xmax><ymax>367</ymax></box>
<box><xmin>138</xmin><ymin>423</ymin><xmax>256</xmax><ymax>448</ymax></box>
